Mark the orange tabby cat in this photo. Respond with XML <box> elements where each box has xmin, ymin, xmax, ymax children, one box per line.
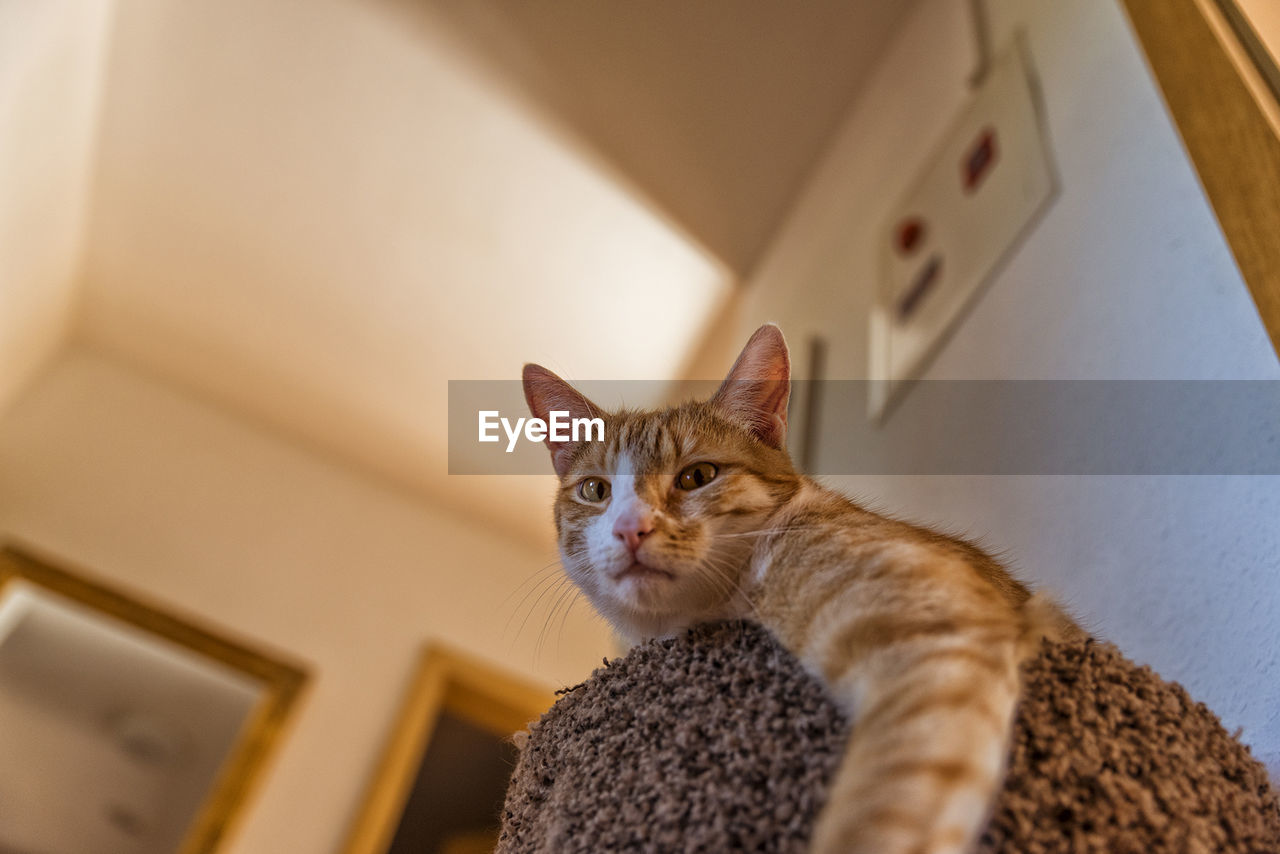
<box><xmin>522</xmin><ymin>324</ymin><xmax>1081</xmax><ymax>854</ymax></box>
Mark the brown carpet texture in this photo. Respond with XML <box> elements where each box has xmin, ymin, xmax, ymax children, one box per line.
<box><xmin>499</xmin><ymin>621</ymin><xmax>1280</xmax><ymax>853</ymax></box>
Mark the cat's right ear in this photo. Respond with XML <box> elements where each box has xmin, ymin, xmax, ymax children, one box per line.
<box><xmin>522</xmin><ymin>364</ymin><xmax>604</xmax><ymax>478</ymax></box>
<box><xmin>711</xmin><ymin>323</ymin><xmax>791</xmax><ymax>450</ymax></box>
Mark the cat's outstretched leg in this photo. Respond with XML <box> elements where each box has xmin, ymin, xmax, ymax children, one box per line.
<box><xmin>759</xmin><ymin>545</ymin><xmax>1031</xmax><ymax>854</ymax></box>
<box><xmin>806</xmin><ymin>635</ymin><xmax>1022</xmax><ymax>854</ymax></box>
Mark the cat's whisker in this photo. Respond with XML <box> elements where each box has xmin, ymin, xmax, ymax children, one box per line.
<box><xmin>688</xmin><ymin>561</ymin><xmax>732</xmax><ymax>606</ymax></box>
<box><xmin>506</xmin><ymin>571</ymin><xmax>571</xmax><ymax>646</ymax></box>
<box><xmin>551</xmin><ymin>584</ymin><xmax>586</xmax><ymax>659</ymax></box>
<box><xmin>501</xmin><ymin>548</ymin><xmax>589</xmax><ymax>636</ymax></box>
<box><xmin>502</xmin><ymin>566</ymin><xmax>563</xmax><ymax>632</ymax></box>
<box><xmin>530</xmin><ymin>577</ymin><xmax>577</xmax><ymax>663</ymax></box>
<box><xmin>701</xmin><ymin>562</ymin><xmax>782</xmax><ymax>675</ymax></box>
<box><xmin>555</xmin><ymin>589</ymin><xmax>583</xmax><ymax>655</ymax></box>
<box><xmin>502</xmin><ymin>549</ymin><xmax>584</xmax><ymax>599</ymax></box>
<box><xmin>536</xmin><ymin>580</ymin><xmax>578</xmax><ymax>663</ymax></box>
<box><xmin>694</xmin><ymin>554</ymin><xmax>765</xmax><ymax>625</ymax></box>
<box><xmin>706</xmin><ymin>524</ymin><xmax>824</xmax><ymax>540</ymax></box>
<box><xmin>499</xmin><ymin>558</ymin><xmax>568</xmax><ymax>611</ymax></box>
<box><xmin>693</xmin><ymin>553</ymin><xmax>785</xmax><ymax>673</ymax></box>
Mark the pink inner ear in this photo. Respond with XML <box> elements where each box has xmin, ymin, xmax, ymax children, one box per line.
<box><xmin>522</xmin><ymin>363</ymin><xmax>604</xmax><ymax>476</ymax></box>
<box><xmin>712</xmin><ymin>325</ymin><xmax>791</xmax><ymax>449</ymax></box>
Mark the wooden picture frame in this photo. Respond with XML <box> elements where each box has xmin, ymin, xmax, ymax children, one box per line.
<box><xmin>1214</xmin><ymin>1</ymin><xmax>1280</xmax><ymax>102</ymax></box>
<box><xmin>1121</xmin><ymin>0</ymin><xmax>1280</xmax><ymax>358</ymax></box>
<box><xmin>342</xmin><ymin>643</ymin><xmax>555</xmax><ymax>854</ymax></box>
<box><xmin>0</xmin><ymin>545</ymin><xmax>309</xmax><ymax>854</ymax></box>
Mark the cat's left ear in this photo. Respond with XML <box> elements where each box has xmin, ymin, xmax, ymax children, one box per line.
<box><xmin>712</xmin><ymin>323</ymin><xmax>790</xmax><ymax>450</ymax></box>
<box><xmin>522</xmin><ymin>364</ymin><xmax>605</xmax><ymax>477</ymax></box>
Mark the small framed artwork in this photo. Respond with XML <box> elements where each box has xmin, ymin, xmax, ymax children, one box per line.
<box><xmin>0</xmin><ymin>545</ymin><xmax>309</xmax><ymax>854</ymax></box>
<box><xmin>342</xmin><ymin>643</ymin><xmax>555</xmax><ymax>854</ymax></box>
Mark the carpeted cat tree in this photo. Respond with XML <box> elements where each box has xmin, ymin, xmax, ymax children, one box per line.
<box><xmin>498</xmin><ymin>621</ymin><xmax>1280</xmax><ymax>853</ymax></box>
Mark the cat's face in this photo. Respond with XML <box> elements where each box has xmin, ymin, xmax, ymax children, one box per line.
<box><xmin>524</xmin><ymin>325</ymin><xmax>799</xmax><ymax>641</ymax></box>
<box><xmin>553</xmin><ymin>403</ymin><xmax>797</xmax><ymax>640</ymax></box>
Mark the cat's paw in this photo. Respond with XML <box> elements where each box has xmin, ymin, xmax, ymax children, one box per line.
<box><xmin>809</xmin><ymin>812</ymin><xmax>971</xmax><ymax>854</ymax></box>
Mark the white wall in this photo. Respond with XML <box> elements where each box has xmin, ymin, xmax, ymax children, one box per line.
<box><xmin>0</xmin><ymin>0</ymin><xmax>113</xmax><ymax>415</ymax></box>
<box><xmin>0</xmin><ymin>347</ymin><xmax>613</xmax><ymax>854</ymax></box>
<box><xmin>739</xmin><ymin>0</ymin><xmax>1280</xmax><ymax>774</ymax></box>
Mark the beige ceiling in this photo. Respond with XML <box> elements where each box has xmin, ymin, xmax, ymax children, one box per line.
<box><xmin>6</xmin><ymin>0</ymin><xmax>911</xmax><ymax>543</ymax></box>
<box><xmin>417</xmin><ymin>0</ymin><xmax>916</xmax><ymax>275</ymax></box>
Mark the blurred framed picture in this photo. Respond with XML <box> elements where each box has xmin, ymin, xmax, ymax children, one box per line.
<box><xmin>0</xmin><ymin>545</ymin><xmax>308</xmax><ymax>854</ymax></box>
<box><xmin>342</xmin><ymin>643</ymin><xmax>554</xmax><ymax>854</ymax></box>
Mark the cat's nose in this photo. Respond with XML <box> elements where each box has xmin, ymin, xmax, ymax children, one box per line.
<box><xmin>613</xmin><ymin>512</ymin><xmax>655</xmax><ymax>552</ymax></box>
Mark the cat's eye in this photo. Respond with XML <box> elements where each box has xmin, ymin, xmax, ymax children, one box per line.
<box><xmin>578</xmin><ymin>477</ymin><xmax>610</xmax><ymax>503</ymax></box>
<box><xmin>677</xmin><ymin>462</ymin><xmax>718</xmax><ymax>491</ymax></box>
